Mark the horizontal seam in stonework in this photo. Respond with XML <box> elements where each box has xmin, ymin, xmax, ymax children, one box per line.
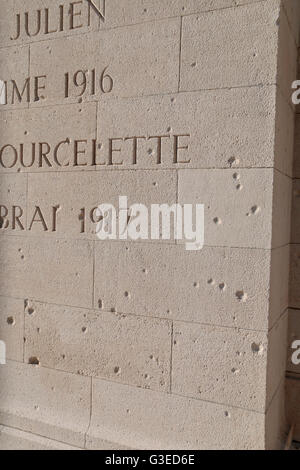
<box><xmin>2</xmin><ymin>359</ymin><xmax>268</xmax><ymax>416</ymax></box>
<box><xmin>0</xmin><ymin>422</ymin><xmax>83</xmax><ymax>450</ymax></box>
<box><xmin>0</xmin><ymin>0</ymin><xmax>268</xmax><ymax>52</ymax></box>
<box><xmin>0</xmin><ymin>82</ymin><xmax>279</xmax><ymax>114</ymax></box>
<box><xmin>2</xmin><ymin>293</ymin><xmax>280</xmax><ymax>334</ymax></box>
<box><xmin>0</xmin><ymin>233</ymin><xmax>290</xmax><ymax>252</ymax></box>
<box><xmin>286</xmin><ymin>372</ymin><xmax>300</xmax><ymax>381</ymax></box>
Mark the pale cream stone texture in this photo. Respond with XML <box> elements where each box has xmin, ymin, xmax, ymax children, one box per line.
<box><xmin>87</xmin><ymin>377</ymin><xmax>266</xmax><ymax>450</ymax></box>
<box><xmin>0</xmin><ymin>361</ymin><xmax>91</xmax><ymax>447</ymax></box>
<box><xmin>178</xmin><ymin>168</ymin><xmax>278</xmax><ymax>249</ymax></box>
<box><xmin>97</xmin><ymin>86</ymin><xmax>281</xmax><ymax>171</ymax></box>
<box><xmin>180</xmin><ymin>1</ymin><xmax>280</xmax><ymax>92</ymax></box>
<box><xmin>0</xmin><ymin>45</ymin><xmax>29</xmax><ymax>110</ymax></box>
<box><xmin>30</xmin><ymin>19</ymin><xmax>180</xmax><ymax>106</ymax></box>
<box><xmin>94</xmin><ymin>243</ymin><xmax>285</xmax><ymax>331</ymax></box>
<box><xmin>0</xmin><ymin>296</ymin><xmax>24</xmax><ymax>362</ymax></box>
<box><xmin>26</xmin><ymin>170</ymin><xmax>177</xmax><ymax>239</ymax></box>
<box><xmin>0</xmin><ymin>236</ymin><xmax>93</xmax><ymax>308</ymax></box>
<box><xmin>0</xmin><ymin>103</ymin><xmax>97</xmax><ymax>174</ymax></box>
<box><xmin>0</xmin><ymin>425</ymin><xmax>80</xmax><ymax>450</ymax></box>
<box><xmin>286</xmin><ymin>309</ymin><xmax>300</xmax><ymax>374</ymax></box>
<box><xmin>172</xmin><ymin>312</ymin><xmax>287</xmax><ymax>412</ymax></box>
<box><xmin>269</xmin><ymin>246</ymin><xmax>290</xmax><ymax>329</ymax></box>
<box><xmin>24</xmin><ymin>300</ymin><xmax>172</xmax><ymax>392</ymax></box>
<box><xmin>0</xmin><ymin>0</ymin><xmax>102</xmax><ymax>47</ymax></box>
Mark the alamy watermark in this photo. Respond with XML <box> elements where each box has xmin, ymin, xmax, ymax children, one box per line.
<box><xmin>95</xmin><ymin>196</ymin><xmax>204</xmax><ymax>251</ymax></box>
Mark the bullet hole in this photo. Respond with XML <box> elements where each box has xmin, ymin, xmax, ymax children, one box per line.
<box><xmin>232</xmin><ymin>173</ymin><xmax>240</xmax><ymax>180</ymax></box>
<box><xmin>251</xmin><ymin>343</ymin><xmax>264</xmax><ymax>355</ymax></box>
<box><xmin>7</xmin><ymin>316</ymin><xmax>15</xmax><ymax>325</ymax></box>
<box><xmin>114</xmin><ymin>366</ymin><xmax>121</xmax><ymax>375</ymax></box>
<box><xmin>173</xmin><ymin>340</ymin><xmax>177</xmax><ymax>345</ymax></box>
<box><xmin>236</xmin><ymin>184</ymin><xmax>243</xmax><ymax>190</ymax></box>
<box><xmin>235</xmin><ymin>290</ymin><xmax>248</xmax><ymax>302</ymax></box>
<box><xmin>98</xmin><ymin>299</ymin><xmax>103</xmax><ymax>309</ymax></box>
<box><xmin>219</xmin><ymin>283</ymin><xmax>226</xmax><ymax>291</ymax></box>
<box><xmin>144</xmin><ymin>374</ymin><xmax>150</xmax><ymax>380</ymax></box>
<box><xmin>124</xmin><ymin>291</ymin><xmax>130</xmax><ymax>298</ymax></box>
<box><xmin>142</xmin><ymin>268</ymin><xmax>148</xmax><ymax>274</ymax></box>
<box><xmin>276</xmin><ymin>17</ymin><xmax>280</xmax><ymax>26</ymax></box>
<box><xmin>27</xmin><ymin>307</ymin><xmax>35</xmax><ymax>315</ymax></box>
<box><xmin>207</xmin><ymin>278</ymin><xmax>214</xmax><ymax>285</ymax></box>
<box><xmin>78</xmin><ymin>97</ymin><xmax>82</xmax><ymax>103</ymax></box>
<box><xmin>34</xmin><ymin>405</ymin><xmax>39</xmax><ymax>411</ymax></box>
<box><xmin>21</xmin><ymin>254</ymin><xmax>25</xmax><ymax>260</ymax></box>
<box><xmin>166</xmin><ymin>126</ymin><xmax>172</xmax><ymax>133</ymax></box>
<box><xmin>193</xmin><ymin>282</ymin><xmax>199</xmax><ymax>288</ymax></box>
<box><xmin>251</xmin><ymin>205</ymin><xmax>260</xmax><ymax>215</ymax></box>
<box><xmin>126</xmin><ymin>409</ymin><xmax>130</xmax><ymax>414</ymax></box>
<box><xmin>228</xmin><ymin>157</ymin><xmax>239</xmax><ymax>167</ymax></box>
<box><xmin>82</xmin><ymin>327</ymin><xmax>87</xmax><ymax>333</ymax></box>
<box><xmin>171</xmin><ymin>97</ymin><xmax>176</xmax><ymax>103</ymax></box>
<box><xmin>37</xmin><ymin>328</ymin><xmax>40</xmax><ymax>333</ymax></box>
<box><xmin>111</xmin><ymin>307</ymin><xmax>116</xmax><ymax>313</ymax></box>
<box><xmin>147</xmin><ymin>148</ymin><xmax>153</xmax><ymax>155</ymax></box>
<box><xmin>191</xmin><ymin>62</ymin><xmax>197</xmax><ymax>68</ymax></box>
<box><xmin>213</xmin><ymin>217</ymin><xmax>222</xmax><ymax>225</ymax></box>
<box><xmin>29</xmin><ymin>357</ymin><xmax>40</xmax><ymax>366</ymax></box>
<box><xmin>24</xmin><ymin>130</ymin><xmax>28</xmax><ymax>136</ymax></box>
<box><xmin>231</xmin><ymin>368</ymin><xmax>240</xmax><ymax>374</ymax></box>
<box><xmin>224</xmin><ymin>411</ymin><xmax>230</xmax><ymax>418</ymax></box>
<box><xmin>153</xmin><ymin>182</ymin><xmax>158</xmax><ymax>187</ymax></box>
<box><xmin>143</xmin><ymin>8</ymin><xmax>147</xmax><ymax>13</ymax></box>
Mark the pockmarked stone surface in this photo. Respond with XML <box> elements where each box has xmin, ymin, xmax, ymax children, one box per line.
<box><xmin>0</xmin><ymin>0</ymin><xmax>299</xmax><ymax>451</ymax></box>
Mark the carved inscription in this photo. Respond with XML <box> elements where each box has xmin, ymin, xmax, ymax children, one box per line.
<box><xmin>10</xmin><ymin>0</ymin><xmax>105</xmax><ymax>41</ymax></box>
<box><xmin>0</xmin><ymin>135</ymin><xmax>191</xmax><ymax>170</ymax></box>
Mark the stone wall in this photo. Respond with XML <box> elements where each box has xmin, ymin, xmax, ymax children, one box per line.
<box><xmin>0</xmin><ymin>0</ymin><xmax>299</xmax><ymax>450</ymax></box>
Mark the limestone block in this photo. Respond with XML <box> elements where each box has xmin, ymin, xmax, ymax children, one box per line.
<box><xmin>0</xmin><ymin>103</ymin><xmax>97</xmax><ymax>174</ymax></box>
<box><xmin>0</xmin><ymin>0</ymin><xmax>102</xmax><ymax>47</ymax></box>
<box><xmin>289</xmin><ymin>245</ymin><xmax>300</xmax><ymax>309</ymax></box>
<box><xmin>286</xmin><ymin>375</ymin><xmax>300</xmax><ymax>442</ymax></box>
<box><xmin>103</xmin><ymin>0</ymin><xmax>234</xmax><ymax>29</ymax></box>
<box><xmin>97</xmin><ymin>86</ymin><xmax>286</xmax><ymax>171</ymax></box>
<box><xmin>103</xmin><ymin>1</ymin><xmax>277</xmax><ymax>30</ymax></box>
<box><xmin>0</xmin><ymin>45</ymin><xmax>29</xmax><ymax>110</ymax></box>
<box><xmin>26</xmin><ymin>170</ymin><xmax>177</xmax><ymax>240</ymax></box>
<box><xmin>178</xmin><ymin>168</ymin><xmax>287</xmax><ymax>249</ymax></box>
<box><xmin>287</xmin><ymin>309</ymin><xmax>300</xmax><ymax>374</ymax></box>
<box><xmin>0</xmin><ymin>425</ymin><xmax>80</xmax><ymax>450</ymax></box>
<box><xmin>94</xmin><ymin>243</ymin><xmax>287</xmax><ymax>331</ymax></box>
<box><xmin>0</xmin><ymin>296</ymin><xmax>24</xmax><ymax>362</ymax></box>
<box><xmin>30</xmin><ymin>19</ymin><xmax>180</xmax><ymax>107</ymax></box>
<box><xmin>172</xmin><ymin>312</ymin><xmax>287</xmax><ymax>412</ymax></box>
<box><xmin>24</xmin><ymin>300</ymin><xmax>172</xmax><ymax>392</ymax></box>
<box><xmin>291</xmin><ymin>180</ymin><xmax>300</xmax><ymax>243</ymax></box>
<box><xmin>87</xmin><ymin>377</ymin><xmax>266</xmax><ymax>450</ymax></box>
<box><xmin>0</xmin><ymin>361</ymin><xmax>91</xmax><ymax>447</ymax></box>
<box><xmin>0</xmin><ymin>236</ymin><xmax>93</xmax><ymax>308</ymax></box>
<box><xmin>180</xmin><ymin>2</ymin><xmax>281</xmax><ymax>92</ymax></box>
